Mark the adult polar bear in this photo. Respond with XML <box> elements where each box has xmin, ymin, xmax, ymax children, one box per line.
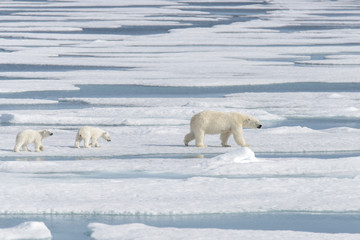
<box><xmin>14</xmin><ymin>129</ymin><xmax>53</xmax><ymax>152</ymax></box>
<box><xmin>184</xmin><ymin>110</ymin><xmax>262</xmax><ymax>147</ymax></box>
<box><xmin>75</xmin><ymin>126</ymin><xmax>111</xmax><ymax>148</ymax></box>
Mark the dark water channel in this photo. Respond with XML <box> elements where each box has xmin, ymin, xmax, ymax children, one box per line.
<box><xmin>1</xmin><ymin>82</ymin><xmax>360</xmax><ymax>101</ymax></box>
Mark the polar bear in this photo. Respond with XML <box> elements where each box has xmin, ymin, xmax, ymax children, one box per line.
<box><xmin>14</xmin><ymin>129</ymin><xmax>53</xmax><ymax>152</ymax></box>
<box><xmin>184</xmin><ymin>110</ymin><xmax>262</xmax><ymax>147</ymax></box>
<box><xmin>75</xmin><ymin>126</ymin><xmax>111</xmax><ymax>148</ymax></box>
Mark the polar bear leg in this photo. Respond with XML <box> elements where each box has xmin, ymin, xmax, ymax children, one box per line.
<box><xmin>194</xmin><ymin>130</ymin><xmax>207</xmax><ymax>147</ymax></box>
<box><xmin>233</xmin><ymin>127</ymin><xmax>250</xmax><ymax>147</ymax></box>
<box><xmin>14</xmin><ymin>142</ymin><xmax>22</xmax><ymax>152</ymax></box>
<box><xmin>84</xmin><ymin>137</ymin><xmax>91</xmax><ymax>148</ymax></box>
<box><xmin>34</xmin><ymin>141</ymin><xmax>42</xmax><ymax>152</ymax></box>
<box><xmin>91</xmin><ymin>136</ymin><xmax>100</xmax><ymax>148</ymax></box>
<box><xmin>184</xmin><ymin>132</ymin><xmax>195</xmax><ymax>146</ymax></box>
<box><xmin>14</xmin><ymin>144</ymin><xmax>21</xmax><ymax>152</ymax></box>
<box><xmin>75</xmin><ymin>134</ymin><xmax>82</xmax><ymax>148</ymax></box>
<box><xmin>22</xmin><ymin>144</ymin><xmax>30</xmax><ymax>152</ymax></box>
<box><xmin>220</xmin><ymin>131</ymin><xmax>232</xmax><ymax>147</ymax></box>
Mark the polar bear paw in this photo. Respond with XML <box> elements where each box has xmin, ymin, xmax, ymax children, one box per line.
<box><xmin>196</xmin><ymin>144</ymin><xmax>207</xmax><ymax>148</ymax></box>
<box><xmin>222</xmin><ymin>144</ymin><xmax>232</xmax><ymax>147</ymax></box>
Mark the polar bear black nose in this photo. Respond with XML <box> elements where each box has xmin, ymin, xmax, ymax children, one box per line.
<box><xmin>50</xmin><ymin>133</ymin><xmax>54</xmax><ymax>136</ymax></box>
<box><xmin>257</xmin><ymin>125</ymin><xmax>262</xmax><ymax>129</ymax></box>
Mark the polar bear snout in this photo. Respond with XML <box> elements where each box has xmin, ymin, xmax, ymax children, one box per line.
<box><xmin>41</xmin><ymin>130</ymin><xmax>53</xmax><ymax>138</ymax></box>
<box><xmin>257</xmin><ymin>124</ymin><xmax>262</xmax><ymax>129</ymax></box>
<box><xmin>103</xmin><ymin>132</ymin><xmax>111</xmax><ymax>142</ymax></box>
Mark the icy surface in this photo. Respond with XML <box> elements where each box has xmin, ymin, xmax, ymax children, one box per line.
<box><xmin>0</xmin><ymin>0</ymin><xmax>360</xmax><ymax>239</ymax></box>
<box><xmin>88</xmin><ymin>223</ymin><xmax>360</xmax><ymax>240</ymax></box>
<box><xmin>0</xmin><ymin>222</ymin><xmax>51</xmax><ymax>240</ymax></box>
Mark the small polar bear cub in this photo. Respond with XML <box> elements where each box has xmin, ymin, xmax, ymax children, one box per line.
<box><xmin>75</xmin><ymin>126</ymin><xmax>111</xmax><ymax>148</ymax></box>
<box><xmin>14</xmin><ymin>129</ymin><xmax>53</xmax><ymax>152</ymax></box>
<box><xmin>184</xmin><ymin>110</ymin><xmax>262</xmax><ymax>147</ymax></box>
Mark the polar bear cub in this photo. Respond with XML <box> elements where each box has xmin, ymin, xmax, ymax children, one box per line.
<box><xmin>14</xmin><ymin>129</ymin><xmax>53</xmax><ymax>152</ymax></box>
<box><xmin>75</xmin><ymin>126</ymin><xmax>111</xmax><ymax>148</ymax></box>
<box><xmin>184</xmin><ymin>110</ymin><xmax>262</xmax><ymax>147</ymax></box>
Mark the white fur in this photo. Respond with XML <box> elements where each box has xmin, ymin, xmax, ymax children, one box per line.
<box><xmin>14</xmin><ymin>129</ymin><xmax>53</xmax><ymax>152</ymax></box>
<box><xmin>75</xmin><ymin>126</ymin><xmax>111</xmax><ymax>148</ymax></box>
<box><xmin>184</xmin><ymin>110</ymin><xmax>262</xmax><ymax>147</ymax></box>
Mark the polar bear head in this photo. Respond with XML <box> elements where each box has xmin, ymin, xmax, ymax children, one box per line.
<box><xmin>243</xmin><ymin>115</ymin><xmax>262</xmax><ymax>129</ymax></box>
<box><xmin>102</xmin><ymin>131</ymin><xmax>111</xmax><ymax>142</ymax></box>
<box><xmin>40</xmin><ymin>129</ymin><xmax>54</xmax><ymax>138</ymax></box>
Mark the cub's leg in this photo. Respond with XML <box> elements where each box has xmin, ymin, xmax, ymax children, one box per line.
<box><xmin>84</xmin><ymin>137</ymin><xmax>91</xmax><ymax>148</ymax></box>
<box><xmin>91</xmin><ymin>136</ymin><xmax>100</xmax><ymax>147</ymax></box>
<box><xmin>34</xmin><ymin>141</ymin><xmax>42</xmax><ymax>152</ymax></box>
<box><xmin>22</xmin><ymin>144</ymin><xmax>30</xmax><ymax>152</ymax></box>
<box><xmin>75</xmin><ymin>134</ymin><xmax>82</xmax><ymax>148</ymax></box>
<box><xmin>14</xmin><ymin>143</ymin><xmax>22</xmax><ymax>152</ymax></box>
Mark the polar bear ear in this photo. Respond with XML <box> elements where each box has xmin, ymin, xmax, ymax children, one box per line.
<box><xmin>244</xmin><ymin>118</ymin><xmax>251</xmax><ymax>123</ymax></box>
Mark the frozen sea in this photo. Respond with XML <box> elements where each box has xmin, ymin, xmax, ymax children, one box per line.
<box><xmin>1</xmin><ymin>0</ymin><xmax>360</xmax><ymax>239</ymax></box>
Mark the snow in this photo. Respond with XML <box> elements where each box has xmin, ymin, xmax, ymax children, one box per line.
<box><xmin>0</xmin><ymin>81</ymin><xmax>79</xmax><ymax>93</ymax></box>
<box><xmin>212</xmin><ymin>147</ymin><xmax>258</xmax><ymax>163</ymax></box>
<box><xmin>88</xmin><ymin>223</ymin><xmax>360</xmax><ymax>240</ymax></box>
<box><xmin>1</xmin><ymin>148</ymin><xmax>360</xmax><ymax>215</ymax></box>
<box><xmin>0</xmin><ymin>222</ymin><xmax>51</xmax><ymax>240</ymax></box>
<box><xmin>0</xmin><ymin>0</ymin><xmax>360</xmax><ymax>238</ymax></box>
<box><xmin>0</xmin><ymin>99</ymin><xmax>57</xmax><ymax>105</ymax></box>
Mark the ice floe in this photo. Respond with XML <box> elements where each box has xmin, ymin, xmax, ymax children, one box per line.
<box><xmin>0</xmin><ymin>0</ymin><xmax>360</xmax><ymax>239</ymax></box>
<box><xmin>0</xmin><ymin>222</ymin><xmax>51</xmax><ymax>240</ymax></box>
<box><xmin>88</xmin><ymin>223</ymin><xmax>360</xmax><ymax>240</ymax></box>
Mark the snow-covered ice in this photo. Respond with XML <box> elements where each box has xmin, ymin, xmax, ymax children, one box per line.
<box><xmin>0</xmin><ymin>222</ymin><xmax>51</xmax><ymax>240</ymax></box>
<box><xmin>88</xmin><ymin>223</ymin><xmax>360</xmax><ymax>240</ymax></box>
<box><xmin>0</xmin><ymin>0</ymin><xmax>360</xmax><ymax>239</ymax></box>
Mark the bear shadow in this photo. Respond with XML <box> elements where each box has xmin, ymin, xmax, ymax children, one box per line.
<box><xmin>145</xmin><ymin>144</ymin><xmax>224</xmax><ymax>148</ymax></box>
<box><xmin>1</xmin><ymin>149</ymin><xmax>15</xmax><ymax>152</ymax></box>
<box><xmin>145</xmin><ymin>144</ymin><xmax>185</xmax><ymax>147</ymax></box>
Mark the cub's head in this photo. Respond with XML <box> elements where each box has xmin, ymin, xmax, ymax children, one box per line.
<box><xmin>40</xmin><ymin>129</ymin><xmax>54</xmax><ymax>138</ymax></box>
<box><xmin>243</xmin><ymin>115</ymin><xmax>262</xmax><ymax>129</ymax></box>
<box><xmin>102</xmin><ymin>132</ymin><xmax>111</xmax><ymax>142</ymax></box>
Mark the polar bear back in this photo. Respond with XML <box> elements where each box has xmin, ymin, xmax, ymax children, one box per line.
<box><xmin>77</xmin><ymin>126</ymin><xmax>105</xmax><ymax>138</ymax></box>
<box><xmin>190</xmin><ymin>110</ymin><xmax>261</xmax><ymax>134</ymax></box>
<box><xmin>16</xmin><ymin>129</ymin><xmax>42</xmax><ymax>144</ymax></box>
<box><xmin>191</xmin><ymin>111</ymin><xmax>235</xmax><ymax>134</ymax></box>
